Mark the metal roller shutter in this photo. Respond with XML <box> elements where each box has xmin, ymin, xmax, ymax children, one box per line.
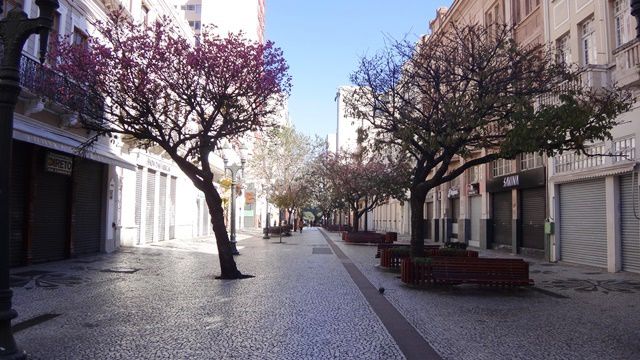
<box><xmin>620</xmin><ymin>174</ymin><xmax>640</xmax><ymax>273</ymax></box>
<box><xmin>425</xmin><ymin>202</ymin><xmax>433</xmax><ymax>240</ymax></box>
<box><xmin>145</xmin><ymin>169</ymin><xmax>156</xmax><ymax>243</ymax></box>
<box><xmin>559</xmin><ymin>179</ymin><xmax>607</xmax><ymax>268</ymax></box>
<box><xmin>470</xmin><ymin>196</ymin><xmax>482</xmax><ymax>244</ymax></box>
<box><xmin>135</xmin><ymin>166</ymin><xmax>143</xmax><ymax>244</ymax></box>
<box><xmin>169</xmin><ymin>176</ymin><xmax>176</xmax><ymax>239</ymax></box>
<box><xmin>521</xmin><ymin>187</ymin><xmax>546</xmax><ymax>250</ymax></box>
<box><xmin>158</xmin><ymin>173</ymin><xmax>167</xmax><ymax>241</ymax></box>
<box><xmin>450</xmin><ymin>198</ymin><xmax>460</xmax><ymax>240</ymax></box>
<box><xmin>10</xmin><ymin>141</ymin><xmax>29</xmax><ymax>266</ymax></box>
<box><xmin>32</xmin><ymin>149</ymin><xmax>70</xmax><ymax>263</ymax></box>
<box><xmin>72</xmin><ymin>159</ymin><xmax>104</xmax><ymax>255</ymax></box>
<box><xmin>492</xmin><ymin>191</ymin><xmax>512</xmax><ymax>246</ymax></box>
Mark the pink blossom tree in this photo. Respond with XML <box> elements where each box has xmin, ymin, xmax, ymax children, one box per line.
<box><xmin>52</xmin><ymin>12</ymin><xmax>291</xmax><ymax>279</ymax></box>
<box><xmin>319</xmin><ymin>152</ymin><xmax>410</xmax><ymax>233</ymax></box>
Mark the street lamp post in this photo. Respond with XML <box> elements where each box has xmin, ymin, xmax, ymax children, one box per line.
<box><xmin>222</xmin><ymin>147</ymin><xmax>246</xmax><ymax>255</ymax></box>
<box><xmin>0</xmin><ymin>2</ymin><xmax>59</xmax><ymax>359</ymax></box>
<box><xmin>262</xmin><ymin>184</ymin><xmax>270</xmax><ymax>239</ymax></box>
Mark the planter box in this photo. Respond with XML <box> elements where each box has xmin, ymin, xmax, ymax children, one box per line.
<box><xmin>343</xmin><ymin>231</ymin><xmax>385</xmax><ymax>243</ymax></box>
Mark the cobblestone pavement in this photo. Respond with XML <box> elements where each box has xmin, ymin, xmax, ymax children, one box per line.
<box><xmin>329</xmin><ymin>231</ymin><xmax>640</xmax><ymax>360</ymax></box>
<box><xmin>11</xmin><ymin>229</ymin><xmax>402</xmax><ymax>360</ymax></box>
<box><xmin>10</xmin><ymin>227</ymin><xmax>640</xmax><ymax>359</ymax></box>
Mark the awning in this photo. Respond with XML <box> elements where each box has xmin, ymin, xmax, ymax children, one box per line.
<box><xmin>12</xmin><ymin>114</ymin><xmax>136</xmax><ymax>170</ymax></box>
<box><xmin>549</xmin><ymin>161</ymin><xmax>637</xmax><ymax>184</ymax></box>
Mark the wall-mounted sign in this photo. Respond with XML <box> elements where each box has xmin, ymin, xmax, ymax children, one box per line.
<box><xmin>486</xmin><ymin>167</ymin><xmax>546</xmax><ymax>193</ymax></box>
<box><xmin>467</xmin><ymin>183</ymin><xmax>480</xmax><ymax>196</ymax></box>
<box><xmin>447</xmin><ymin>187</ymin><xmax>460</xmax><ymax>198</ymax></box>
<box><xmin>45</xmin><ymin>152</ymin><xmax>73</xmax><ymax>176</ymax></box>
<box><xmin>146</xmin><ymin>157</ymin><xmax>171</xmax><ymax>173</ymax></box>
<box><xmin>502</xmin><ymin>175</ymin><xmax>519</xmax><ymax>188</ymax></box>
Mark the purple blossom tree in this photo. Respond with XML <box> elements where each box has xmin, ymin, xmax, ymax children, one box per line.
<box><xmin>52</xmin><ymin>12</ymin><xmax>291</xmax><ymax>279</ymax></box>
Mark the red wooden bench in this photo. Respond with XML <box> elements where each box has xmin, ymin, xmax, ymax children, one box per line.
<box><xmin>401</xmin><ymin>257</ymin><xmax>533</xmax><ymax>287</ymax></box>
<box><xmin>375</xmin><ymin>243</ymin><xmax>441</xmax><ymax>258</ymax></box>
<box><xmin>343</xmin><ymin>232</ymin><xmax>386</xmax><ymax>243</ymax></box>
<box><xmin>379</xmin><ymin>247</ymin><xmax>478</xmax><ymax>270</ymax></box>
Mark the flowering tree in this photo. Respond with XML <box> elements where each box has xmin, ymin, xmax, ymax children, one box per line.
<box><xmin>53</xmin><ymin>12</ymin><xmax>291</xmax><ymax>279</ymax></box>
<box><xmin>349</xmin><ymin>24</ymin><xmax>632</xmax><ymax>256</ymax></box>
<box><xmin>319</xmin><ymin>152</ymin><xmax>410</xmax><ymax>232</ymax></box>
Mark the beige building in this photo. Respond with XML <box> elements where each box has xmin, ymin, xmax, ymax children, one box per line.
<box><xmin>176</xmin><ymin>0</ymin><xmax>265</xmax><ymax>42</ymax></box>
<box><xmin>544</xmin><ymin>0</ymin><xmax>639</xmax><ymax>273</ymax></box>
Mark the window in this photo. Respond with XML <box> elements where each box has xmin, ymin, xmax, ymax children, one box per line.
<box><xmin>556</xmin><ymin>33</ymin><xmax>571</xmax><ymax>64</ymax></box>
<box><xmin>72</xmin><ymin>27</ymin><xmax>87</xmax><ymax>47</ymax></box>
<box><xmin>520</xmin><ymin>153</ymin><xmax>544</xmax><ymax>170</ymax></box>
<box><xmin>468</xmin><ymin>165</ymin><xmax>481</xmax><ymax>184</ymax></box>
<box><xmin>581</xmin><ymin>17</ymin><xmax>595</xmax><ymax>65</ymax></box>
<box><xmin>614</xmin><ymin>0</ymin><xmax>630</xmax><ymax>48</ymax></box>
<box><xmin>554</xmin><ymin>144</ymin><xmax>605</xmax><ymax>173</ymax></box>
<box><xmin>188</xmin><ymin>20</ymin><xmax>201</xmax><ymax>31</ymax></box>
<box><xmin>613</xmin><ymin>136</ymin><xmax>636</xmax><ymax>162</ymax></box>
<box><xmin>142</xmin><ymin>4</ymin><xmax>150</xmax><ymax>26</ymax></box>
<box><xmin>492</xmin><ymin>158</ymin><xmax>514</xmax><ymax>177</ymax></box>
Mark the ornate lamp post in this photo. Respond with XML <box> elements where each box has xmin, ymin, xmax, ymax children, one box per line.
<box><xmin>0</xmin><ymin>2</ymin><xmax>59</xmax><ymax>359</ymax></box>
<box><xmin>222</xmin><ymin>145</ymin><xmax>246</xmax><ymax>255</ymax></box>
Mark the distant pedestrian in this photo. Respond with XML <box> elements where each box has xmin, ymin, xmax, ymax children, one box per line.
<box><xmin>298</xmin><ymin>218</ymin><xmax>303</xmax><ymax>233</ymax></box>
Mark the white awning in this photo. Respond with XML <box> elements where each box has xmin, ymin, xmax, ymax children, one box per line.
<box><xmin>550</xmin><ymin>161</ymin><xmax>637</xmax><ymax>184</ymax></box>
<box><xmin>12</xmin><ymin>114</ymin><xmax>136</xmax><ymax>170</ymax></box>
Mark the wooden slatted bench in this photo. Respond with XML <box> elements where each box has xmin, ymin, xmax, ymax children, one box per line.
<box><xmin>375</xmin><ymin>243</ymin><xmax>441</xmax><ymax>258</ymax></box>
<box><xmin>401</xmin><ymin>257</ymin><xmax>533</xmax><ymax>287</ymax></box>
<box><xmin>379</xmin><ymin>247</ymin><xmax>478</xmax><ymax>270</ymax></box>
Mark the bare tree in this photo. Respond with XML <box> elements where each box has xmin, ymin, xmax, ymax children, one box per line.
<box><xmin>348</xmin><ymin>24</ymin><xmax>632</xmax><ymax>256</ymax></box>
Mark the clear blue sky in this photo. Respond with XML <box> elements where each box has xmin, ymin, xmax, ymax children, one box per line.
<box><xmin>265</xmin><ymin>1</ymin><xmax>446</xmax><ymax>139</ymax></box>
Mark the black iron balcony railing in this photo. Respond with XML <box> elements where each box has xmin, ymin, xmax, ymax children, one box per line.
<box><xmin>14</xmin><ymin>52</ymin><xmax>103</xmax><ymax>120</ymax></box>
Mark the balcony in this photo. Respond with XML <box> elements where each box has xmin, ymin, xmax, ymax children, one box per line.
<box><xmin>612</xmin><ymin>38</ymin><xmax>640</xmax><ymax>88</ymax></box>
<box><xmin>11</xmin><ymin>53</ymin><xmax>104</xmax><ymax>121</ymax></box>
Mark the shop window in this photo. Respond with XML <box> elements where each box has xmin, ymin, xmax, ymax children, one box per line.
<box><xmin>468</xmin><ymin>165</ymin><xmax>481</xmax><ymax>184</ymax></box>
<box><xmin>142</xmin><ymin>4</ymin><xmax>150</xmax><ymax>26</ymax></box>
<box><xmin>72</xmin><ymin>27</ymin><xmax>87</xmax><ymax>47</ymax></box>
<box><xmin>492</xmin><ymin>158</ymin><xmax>513</xmax><ymax>177</ymax></box>
<box><xmin>613</xmin><ymin>136</ymin><xmax>636</xmax><ymax>162</ymax></box>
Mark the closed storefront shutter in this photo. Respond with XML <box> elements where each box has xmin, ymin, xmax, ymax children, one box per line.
<box><xmin>170</xmin><ymin>176</ymin><xmax>177</xmax><ymax>239</ymax></box>
<box><xmin>135</xmin><ymin>166</ymin><xmax>143</xmax><ymax>244</ymax></box>
<box><xmin>559</xmin><ymin>179</ymin><xmax>607</xmax><ymax>268</ymax></box>
<box><xmin>72</xmin><ymin>159</ymin><xmax>104</xmax><ymax>255</ymax></box>
<box><xmin>492</xmin><ymin>191</ymin><xmax>512</xmax><ymax>246</ymax></box>
<box><xmin>425</xmin><ymin>202</ymin><xmax>433</xmax><ymax>240</ymax></box>
<box><xmin>521</xmin><ymin>187</ymin><xmax>546</xmax><ymax>250</ymax></box>
<box><xmin>620</xmin><ymin>174</ymin><xmax>640</xmax><ymax>273</ymax></box>
<box><xmin>10</xmin><ymin>141</ymin><xmax>30</xmax><ymax>266</ymax></box>
<box><xmin>32</xmin><ymin>150</ymin><xmax>70</xmax><ymax>263</ymax></box>
<box><xmin>450</xmin><ymin>198</ymin><xmax>460</xmax><ymax>240</ymax></box>
<box><xmin>470</xmin><ymin>196</ymin><xmax>482</xmax><ymax>244</ymax></box>
<box><xmin>158</xmin><ymin>173</ymin><xmax>167</xmax><ymax>241</ymax></box>
<box><xmin>202</xmin><ymin>199</ymin><xmax>209</xmax><ymax>236</ymax></box>
<box><xmin>145</xmin><ymin>169</ymin><xmax>156</xmax><ymax>243</ymax></box>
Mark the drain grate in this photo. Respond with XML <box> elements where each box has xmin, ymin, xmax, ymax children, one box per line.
<box><xmin>12</xmin><ymin>313</ymin><xmax>61</xmax><ymax>333</ymax></box>
<box><xmin>312</xmin><ymin>247</ymin><xmax>333</xmax><ymax>255</ymax></box>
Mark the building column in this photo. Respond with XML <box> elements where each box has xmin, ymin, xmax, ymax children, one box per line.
<box><xmin>605</xmin><ymin>176</ymin><xmax>621</xmax><ymax>272</ymax></box>
<box><xmin>512</xmin><ymin>188</ymin><xmax>521</xmax><ymax>255</ymax></box>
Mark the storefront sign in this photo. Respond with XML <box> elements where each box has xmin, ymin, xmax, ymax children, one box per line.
<box><xmin>486</xmin><ymin>167</ymin><xmax>546</xmax><ymax>193</ymax></box>
<box><xmin>145</xmin><ymin>157</ymin><xmax>171</xmax><ymax>173</ymax></box>
<box><xmin>502</xmin><ymin>175</ymin><xmax>519</xmax><ymax>188</ymax></box>
<box><xmin>45</xmin><ymin>152</ymin><xmax>73</xmax><ymax>176</ymax></box>
<box><xmin>447</xmin><ymin>187</ymin><xmax>460</xmax><ymax>198</ymax></box>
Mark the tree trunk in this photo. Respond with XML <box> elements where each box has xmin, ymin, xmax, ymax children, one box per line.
<box><xmin>352</xmin><ymin>208</ymin><xmax>360</xmax><ymax>233</ymax></box>
<box><xmin>410</xmin><ymin>187</ymin><xmax>428</xmax><ymax>258</ymax></box>
<box><xmin>204</xmin><ymin>186</ymin><xmax>244</xmax><ymax>279</ymax></box>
